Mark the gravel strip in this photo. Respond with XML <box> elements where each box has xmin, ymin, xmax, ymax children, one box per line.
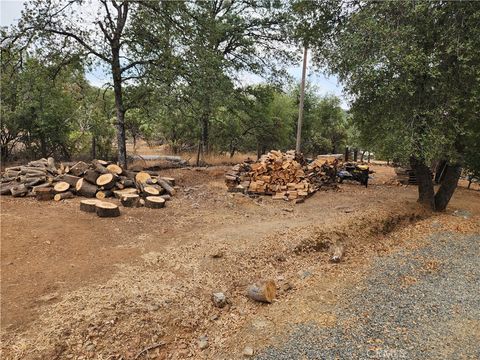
<box><xmin>257</xmin><ymin>233</ymin><xmax>480</xmax><ymax>360</ymax></box>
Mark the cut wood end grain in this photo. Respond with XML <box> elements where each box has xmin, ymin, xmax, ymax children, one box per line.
<box><xmin>54</xmin><ymin>181</ymin><xmax>70</xmax><ymax>193</ymax></box>
<box><xmin>247</xmin><ymin>280</ymin><xmax>276</xmax><ymax>303</ymax></box>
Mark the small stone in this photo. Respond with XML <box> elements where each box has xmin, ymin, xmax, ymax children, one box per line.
<box><xmin>212</xmin><ymin>292</ymin><xmax>227</xmax><ymax>308</ymax></box>
<box><xmin>243</xmin><ymin>346</ymin><xmax>254</xmax><ymax>357</ymax></box>
<box><xmin>297</xmin><ymin>270</ymin><xmax>312</xmax><ymax>279</ymax></box>
<box><xmin>210</xmin><ymin>314</ymin><xmax>219</xmax><ymax>321</ymax></box>
<box><xmin>452</xmin><ymin>209</ymin><xmax>472</xmax><ymax>219</ymax></box>
<box><xmin>198</xmin><ymin>336</ymin><xmax>208</xmax><ymax>350</ymax></box>
<box><xmin>282</xmin><ymin>208</ymin><xmax>293</xmax><ymax>212</ymax></box>
<box><xmin>282</xmin><ymin>282</ymin><xmax>293</xmax><ymax>292</ymax></box>
<box><xmin>38</xmin><ymin>292</ymin><xmax>59</xmax><ymax>302</ymax></box>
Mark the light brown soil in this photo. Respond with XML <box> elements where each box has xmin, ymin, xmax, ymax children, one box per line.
<box><xmin>1</xmin><ymin>164</ymin><xmax>479</xmax><ymax>359</ymax></box>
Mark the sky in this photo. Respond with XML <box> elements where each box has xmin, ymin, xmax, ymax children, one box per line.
<box><xmin>1</xmin><ymin>0</ymin><xmax>348</xmax><ymax>108</ymax></box>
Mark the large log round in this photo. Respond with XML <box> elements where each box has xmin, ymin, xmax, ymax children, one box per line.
<box><xmin>143</xmin><ymin>186</ymin><xmax>160</xmax><ymax>196</ymax></box>
<box><xmin>76</xmin><ymin>178</ymin><xmax>98</xmax><ymax>198</ymax></box>
<box><xmin>80</xmin><ymin>199</ymin><xmax>99</xmax><ymax>212</ymax></box>
<box><xmin>96</xmin><ymin>173</ymin><xmax>117</xmax><ymax>189</ymax></box>
<box><xmin>107</xmin><ymin>164</ymin><xmax>123</xmax><ymax>175</ymax></box>
<box><xmin>95</xmin><ymin>202</ymin><xmax>121</xmax><ymax>217</ymax></box>
<box><xmin>53</xmin><ymin>181</ymin><xmax>70</xmax><ymax>193</ymax></box>
<box><xmin>145</xmin><ymin>196</ymin><xmax>165</xmax><ymax>209</ymax></box>
<box><xmin>121</xmin><ymin>194</ymin><xmax>140</xmax><ymax>207</ymax></box>
<box><xmin>135</xmin><ymin>172</ymin><xmax>151</xmax><ymax>184</ymax></box>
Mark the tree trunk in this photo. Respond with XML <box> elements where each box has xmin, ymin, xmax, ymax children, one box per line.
<box><xmin>410</xmin><ymin>156</ymin><xmax>435</xmax><ymax>209</ymax></box>
<box><xmin>112</xmin><ymin>47</ymin><xmax>127</xmax><ymax>169</ymax></box>
<box><xmin>344</xmin><ymin>147</ymin><xmax>349</xmax><ymax>162</ymax></box>
<box><xmin>434</xmin><ymin>163</ymin><xmax>461</xmax><ymax>211</ymax></box>
<box><xmin>91</xmin><ymin>136</ymin><xmax>97</xmax><ymax>160</ymax></box>
<box><xmin>201</xmin><ymin>116</ymin><xmax>209</xmax><ymax>156</ymax></box>
<box><xmin>353</xmin><ymin>149</ymin><xmax>358</xmax><ymax>162</ymax></box>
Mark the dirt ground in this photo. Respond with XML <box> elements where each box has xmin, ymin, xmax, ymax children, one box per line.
<box><xmin>1</xmin><ymin>164</ymin><xmax>479</xmax><ymax>359</ymax></box>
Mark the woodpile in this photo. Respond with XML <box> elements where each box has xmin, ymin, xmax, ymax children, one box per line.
<box><xmin>225</xmin><ymin>150</ymin><xmax>338</xmax><ymax>202</ymax></box>
<box><xmin>1</xmin><ymin>157</ymin><xmax>177</xmax><ymax>214</ymax></box>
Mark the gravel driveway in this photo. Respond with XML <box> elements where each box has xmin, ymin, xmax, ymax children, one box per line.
<box><xmin>257</xmin><ymin>232</ymin><xmax>480</xmax><ymax>360</ymax></box>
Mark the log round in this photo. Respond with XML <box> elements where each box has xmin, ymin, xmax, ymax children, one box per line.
<box><xmin>113</xmin><ymin>188</ymin><xmax>138</xmax><ymax>199</ymax></box>
<box><xmin>80</xmin><ymin>199</ymin><xmax>99</xmax><ymax>212</ymax></box>
<box><xmin>35</xmin><ymin>187</ymin><xmax>54</xmax><ymax>201</ymax></box>
<box><xmin>246</xmin><ymin>280</ymin><xmax>276</xmax><ymax>303</ymax></box>
<box><xmin>54</xmin><ymin>191</ymin><xmax>74</xmax><ymax>201</ymax></box>
<box><xmin>54</xmin><ymin>181</ymin><xmax>70</xmax><ymax>193</ymax></box>
<box><xmin>145</xmin><ymin>196</ymin><xmax>165</xmax><ymax>209</ymax></box>
<box><xmin>95</xmin><ymin>202</ymin><xmax>121</xmax><ymax>217</ymax></box>
<box><xmin>76</xmin><ymin>178</ymin><xmax>98</xmax><ymax>198</ymax></box>
<box><xmin>60</xmin><ymin>174</ymin><xmax>81</xmax><ymax>187</ymax></box>
<box><xmin>107</xmin><ymin>164</ymin><xmax>123</xmax><ymax>175</ymax></box>
<box><xmin>143</xmin><ymin>186</ymin><xmax>160</xmax><ymax>196</ymax></box>
<box><xmin>96</xmin><ymin>190</ymin><xmax>113</xmax><ymax>200</ymax></box>
<box><xmin>96</xmin><ymin>173</ymin><xmax>117</xmax><ymax>189</ymax></box>
<box><xmin>121</xmin><ymin>194</ymin><xmax>140</xmax><ymax>207</ymax></box>
<box><xmin>135</xmin><ymin>172</ymin><xmax>151</xmax><ymax>184</ymax></box>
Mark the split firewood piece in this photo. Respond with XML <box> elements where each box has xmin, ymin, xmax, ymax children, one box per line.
<box><xmin>142</xmin><ymin>185</ymin><xmax>160</xmax><ymax>196</ymax></box>
<box><xmin>69</xmin><ymin>161</ymin><xmax>89</xmax><ymax>177</ymax></box>
<box><xmin>60</xmin><ymin>174</ymin><xmax>81</xmax><ymax>188</ymax></box>
<box><xmin>80</xmin><ymin>199</ymin><xmax>99</xmax><ymax>212</ymax></box>
<box><xmin>54</xmin><ymin>191</ymin><xmax>74</xmax><ymax>201</ymax></box>
<box><xmin>246</xmin><ymin>280</ymin><xmax>276</xmax><ymax>303</ymax></box>
<box><xmin>160</xmin><ymin>177</ymin><xmax>176</xmax><ymax>186</ymax></box>
<box><xmin>135</xmin><ymin>171</ymin><xmax>151</xmax><ymax>184</ymax></box>
<box><xmin>113</xmin><ymin>188</ymin><xmax>137</xmax><ymax>199</ymax></box>
<box><xmin>106</xmin><ymin>164</ymin><xmax>123</xmax><ymax>175</ymax></box>
<box><xmin>121</xmin><ymin>193</ymin><xmax>140</xmax><ymax>207</ymax></box>
<box><xmin>330</xmin><ymin>243</ymin><xmax>345</xmax><ymax>263</ymax></box>
<box><xmin>144</xmin><ymin>196</ymin><xmax>165</xmax><ymax>209</ymax></box>
<box><xmin>95</xmin><ymin>202</ymin><xmax>120</xmax><ymax>217</ymax></box>
<box><xmin>54</xmin><ymin>181</ymin><xmax>70</xmax><ymax>193</ymax></box>
<box><xmin>157</xmin><ymin>177</ymin><xmax>176</xmax><ymax>196</ymax></box>
<box><xmin>10</xmin><ymin>184</ymin><xmax>28</xmax><ymax>197</ymax></box>
<box><xmin>96</xmin><ymin>190</ymin><xmax>113</xmax><ymax>200</ymax></box>
<box><xmin>96</xmin><ymin>173</ymin><xmax>117</xmax><ymax>189</ymax></box>
<box><xmin>91</xmin><ymin>159</ymin><xmax>109</xmax><ymax>174</ymax></box>
<box><xmin>76</xmin><ymin>178</ymin><xmax>98</xmax><ymax>198</ymax></box>
<box><xmin>83</xmin><ymin>169</ymin><xmax>100</xmax><ymax>184</ymax></box>
<box><xmin>35</xmin><ymin>187</ymin><xmax>54</xmax><ymax>201</ymax></box>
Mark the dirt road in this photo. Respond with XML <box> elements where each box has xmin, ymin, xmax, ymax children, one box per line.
<box><xmin>1</xmin><ymin>165</ymin><xmax>479</xmax><ymax>359</ymax></box>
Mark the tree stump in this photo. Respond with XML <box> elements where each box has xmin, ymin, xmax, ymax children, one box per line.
<box><xmin>53</xmin><ymin>182</ymin><xmax>70</xmax><ymax>193</ymax></box>
<box><xmin>121</xmin><ymin>194</ymin><xmax>140</xmax><ymax>207</ymax></box>
<box><xmin>80</xmin><ymin>199</ymin><xmax>99</xmax><ymax>212</ymax></box>
<box><xmin>145</xmin><ymin>196</ymin><xmax>165</xmax><ymax>209</ymax></box>
<box><xmin>96</xmin><ymin>173</ymin><xmax>117</xmax><ymax>189</ymax></box>
<box><xmin>246</xmin><ymin>280</ymin><xmax>276</xmax><ymax>303</ymax></box>
<box><xmin>76</xmin><ymin>178</ymin><xmax>98</xmax><ymax>198</ymax></box>
<box><xmin>35</xmin><ymin>187</ymin><xmax>54</xmax><ymax>201</ymax></box>
<box><xmin>54</xmin><ymin>191</ymin><xmax>74</xmax><ymax>201</ymax></box>
<box><xmin>95</xmin><ymin>202</ymin><xmax>120</xmax><ymax>217</ymax></box>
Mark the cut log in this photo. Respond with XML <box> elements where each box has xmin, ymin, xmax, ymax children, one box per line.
<box><xmin>47</xmin><ymin>157</ymin><xmax>57</xmax><ymax>174</ymax></box>
<box><xmin>96</xmin><ymin>173</ymin><xmax>117</xmax><ymax>189</ymax></box>
<box><xmin>106</xmin><ymin>164</ymin><xmax>123</xmax><ymax>175</ymax></box>
<box><xmin>160</xmin><ymin>194</ymin><xmax>171</xmax><ymax>201</ymax></box>
<box><xmin>142</xmin><ymin>186</ymin><xmax>160</xmax><ymax>196</ymax></box>
<box><xmin>95</xmin><ymin>202</ymin><xmax>120</xmax><ymax>217</ymax></box>
<box><xmin>80</xmin><ymin>199</ymin><xmax>99</xmax><ymax>212</ymax></box>
<box><xmin>246</xmin><ymin>280</ymin><xmax>276</xmax><ymax>303</ymax></box>
<box><xmin>11</xmin><ymin>184</ymin><xmax>28</xmax><ymax>197</ymax></box>
<box><xmin>146</xmin><ymin>178</ymin><xmax>158</xmax><ymax>185</ymax></box>
<box><xmin>144</xmin><ymin>196</ymin><xmax>165</xmax><ymax>209</ymax></box>
<box><xmin>96</xmin><ymin>159</ymin><xmax>110</xmax><ymax>166</ymax></box>
<box><xmin>121</xmin><ymin>193</ymin><xmax>140</xmax><ymax>207</ymax></box>
<box><xmin>135</xmin><ymin>172</ymin><xmax>151</xmax><ymax>184</ymax></box>
<box><xmin>35</xmin><ymin>187</ymin><xmax>54</xmax><ymax>201</ymax></box>
<box><xmin>69</xmin><ymin>161</ymin><xmax>89</xmax><ymax>177</ymax></box>
<box><xmin>160</xmin><ymin>177</ymin><xmax>176</xmax><ymax>186</ymax></box>
<box><xmin>54</xmin><ymin>182</ymin><xmax>70</xmax><ymax>193</ymax></box>
<box><xmin>96</xmin><ymin>190</ymin><xmax>113</xmax><ymax>200</ymax></box>
<box><xmin>76</xmin><ymin>178</ymin><xmax>98</xmax><ymax>198</ymax></box>
<box><xmin>113</xmin><ymin>188</ymin><xmax>138</xmax><ymax>199</ymax></box>
<box><xmin>157</xmin><ymin>177</ymin><xmax>176</xmax><ymax>196</ymax></box>
<box><xmin>121</xmin><ymin>178</ymin><xmax>135</xmax><ymax>188</ymax></box>
<box><xmin>1</xmin><ymin>182</ymin><xmax>16</xmax><ymax>195</ymax></box>
<box><xmin>91</xmin><ymin>159</ymin><xmax>109</xmax><ymax>174</ymax></box>
<box><xmin>60</xmin><ymin>174</ymin><xmax>81</xmax><ymax>188</ymax></box>
<box><xmin>54</xmin><ymin>191</ymin><xmax>74</xmax><ymax>201</ymax></box>
<box><xmin>32</xmin><ymin>183</ymin><xmax>52</xmax><ymax>193</ymax></box>
<box><xmin>24</xmin><ymin>177</ymin><xmax>45</xmax><ymax>187</ymax></box>
<box><xmin>330</xmin><ymin>244</ymin><xmax>345</xmax><ymax>263</ymax></box>
<box><xmin>83</xmin><ymin>169</ymin><xmax>100</xmax><ymax>184</ymax></box>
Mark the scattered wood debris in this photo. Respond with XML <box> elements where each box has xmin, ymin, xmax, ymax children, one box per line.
<box><xmin>225</xmin><ymin>150</ymin><xmax>337</xmax><ymax>202</ymax></box>
<box><xmin>0</xmin><ymin>157</ymin><xmax>177</xmax><ymax>215</ymax></box>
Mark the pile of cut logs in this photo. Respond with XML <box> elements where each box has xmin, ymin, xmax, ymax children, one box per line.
<box><xmin>225</xmin><ymin>150</ymin><xmax>337</xmax><ymax>202</ymax></box>
<box><xmin>1</xmin><ymin>158</ymin><xmax>176</xmax><ymax>216</ymax></box>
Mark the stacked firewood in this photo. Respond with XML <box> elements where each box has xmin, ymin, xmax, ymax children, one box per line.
<box><xmin>0</xmin><ymin>157</ymin><xmax>176</xmax><ymax>215</ymax></box>
<box><xmin>225</xmin><ymin>150</ymin><xmax>338</xmax><ymax>202</ymax></box>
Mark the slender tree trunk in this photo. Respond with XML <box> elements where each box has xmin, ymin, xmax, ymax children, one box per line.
<box><xmin>344</xmin><ymin>147</ymin><xmax>349</xmax><ymax>162</ymax></box>
<box><xmin>111</xmin><ymin>48</ymin><xmax>127</xmax><ymax>169</ymax></box>
<box><xmin>353</xmin><ymin>149</ymin><xmax>358</xmax><ymax>162</ymax></box>
<box><xmin>434</xmin><ymin>163</ymin><xmax>461</xmax><ymax>211</ymax></box>
<box><xmin>295</xmin><ymin>45</ymin><xmax>308</xmax><ymax>154</ymax></box>
<box><xmin>410</xmin><ymin>156</ymin><xmax>435</xmax><ymax>209</ymax></box>
<box><xmin>91</xmin><ymin>136</ymin><xmax>97</xmax><ymax>159</ymax></box>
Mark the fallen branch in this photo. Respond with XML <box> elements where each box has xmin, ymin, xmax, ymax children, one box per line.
<box><xmin>134</xmin><ymin>341</ymin><xmax>166</xmax><ymax>359</ymax></box>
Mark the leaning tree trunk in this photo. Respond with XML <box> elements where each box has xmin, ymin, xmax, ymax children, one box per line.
<box><xmin>112</xmin><ymin>48</ymin><xmax>127</xmax><ymax>169</ymax></box>
<box><xmin>434</xmin><ymin>163</ymin><xmax>461</xmax><ymax>211</ymax></box>
<box><xmin>410</xmin><ymin>156</ymin><xmax>435</xmax><ymax>210</ymax></box>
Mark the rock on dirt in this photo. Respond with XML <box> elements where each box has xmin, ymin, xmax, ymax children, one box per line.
<box><xmin>212</xmin><ymin>292</ymin><xmax>227</xmax><ymax>308</ymax></box>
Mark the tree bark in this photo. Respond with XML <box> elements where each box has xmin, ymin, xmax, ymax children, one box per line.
<box><xmin>112</xmin><ymin>47</ymin><xmax>127</xmax><ymax>169</ymax></box>
<box><xmin>410</xmin><ymin>156</ymin><xmax>435</xmax><ymax>209</ymax></box>
<box><xmin>434</xmin><ymin>163</ymin><xmax>461</xmax><ymax>211</ymax></box>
